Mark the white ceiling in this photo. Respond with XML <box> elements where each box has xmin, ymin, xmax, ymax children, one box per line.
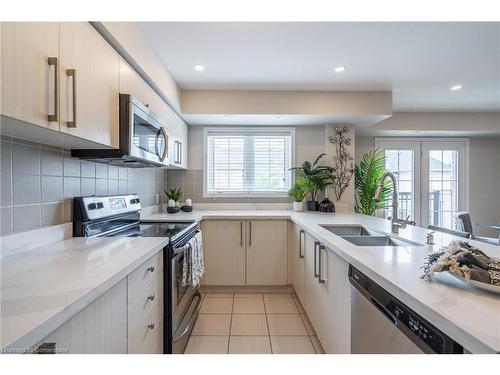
<box><xmin>138</xmin><ymin>22</ymin><xmax>500</xmax><ymax>111</ymax></box>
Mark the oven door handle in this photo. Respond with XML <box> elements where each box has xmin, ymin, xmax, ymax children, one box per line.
<box><xmin>173</xmin><ymin>230</ymin><xmax>201</xmax><ymax>255</ymax></box>
<box><xmin>172</xmin><ymin>292</ymin><xmax>202</xmax><ymax>342</ymax></box>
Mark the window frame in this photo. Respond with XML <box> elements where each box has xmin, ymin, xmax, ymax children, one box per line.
<box><xmin>203</xmin><ymin>127</ymin><xmax>296</xmax><ymax>198</ymax></box>
<box><xmin>375</xmin><ymin>137</ymin><xmax>469</xmax><ymax>228</ymax></box>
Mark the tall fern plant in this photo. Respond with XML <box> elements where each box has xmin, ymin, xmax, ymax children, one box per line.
<box><xmin>354</xmin><ymin>148</ymin><xmax>392</xmax><ymax>215</ymax></box>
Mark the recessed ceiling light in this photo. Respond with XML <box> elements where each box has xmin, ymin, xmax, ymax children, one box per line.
<box><xmin>274</xmin><ymin>115</ymin><xmax>285</xmax><ymax>119</ymax></box>
<box><xmin>334</xmin><ymin>65</ymin><xmax>347</xmax><ymax>73</ymax></box>
<box><xmin>450</xmin><ymin>84</ymin><xmax>463</xmax><ymax>91</ymax></box>
<box><xmin>223</xmin><ymin>114</ymin><xmax>235</xmax><ymax>118</ymax></box>
<box><xmin>193</xmin><ymin>64</ymin><xmax>205</xmax><ymax>72</ymax></box>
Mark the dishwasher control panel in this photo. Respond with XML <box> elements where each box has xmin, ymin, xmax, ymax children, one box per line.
<box><xmin>349</xmin><ymin>265</ymin><xmax>463</xmax><ymax>354</ymax></box>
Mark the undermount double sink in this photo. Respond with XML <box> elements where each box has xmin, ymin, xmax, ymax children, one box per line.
<box><xmin>320</xmin><ymin>225</ymin><xmax>424</xmax><ymax>247</ymax></box>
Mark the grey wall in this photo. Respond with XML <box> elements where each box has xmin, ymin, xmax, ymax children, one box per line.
<box><xmin>468</xmin><ymin>137</ymin><xmax>500</xmax><ymax>237</ymax></box>
<box><xmin>166</xmin><ymin>125</ymin><xmax>328</xmax><ymax>204</ymax></box>
<box><xmin>0</xmin><ymin>136</ymin><xmax>168</xmax><ymax>235</ymax></box>
<box><xmin>355</xmin><ymin>135</ymin><xmax>500</xmax><ymax>237</ymax></box>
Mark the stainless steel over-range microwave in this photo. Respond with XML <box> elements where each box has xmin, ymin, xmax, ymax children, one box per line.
<box><xmin>71</xmin><ymin>94</ymin><xmax>170</xmax><ymax>168</ymax></box>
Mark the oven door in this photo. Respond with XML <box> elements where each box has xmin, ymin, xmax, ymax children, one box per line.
<box><xmin>127</xmin><ymin>97</ymin><xmax>170</xmax><ymax>166</ymax></box>
<box><xmin>171</xmin><ymin>249</ymin><xmax>200</xmax><ymax>349</ymax></box>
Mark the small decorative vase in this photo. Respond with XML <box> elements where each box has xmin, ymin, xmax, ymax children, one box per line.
<box><xmin>175</xmin><ymin>201</ymin><xmax>180</xmax><ymax>208</ymax></box>
<box><xmin>306</xmin><ymin>200</ymin><xmax>319</xmax><ymax>211</ymax></box>
<box><xmin>293</xmin><ymin>201</ymin><xmax>304</xmax><ymax>212</ymax></box>
<box><xmin>319</xmin><ymin>197</ymin><xmax>336</xmax><ymax>213</ymax></box>
<box><xmin>167</xmin><ymin>206</ymin><xmax>180</xmax><ymax>214</ymax></box>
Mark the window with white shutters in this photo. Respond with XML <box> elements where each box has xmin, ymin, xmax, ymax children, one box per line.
<box><xmin>204</xmin><ymin>128</ymin><xmax>294</xmax><ymax>196</ymax></box>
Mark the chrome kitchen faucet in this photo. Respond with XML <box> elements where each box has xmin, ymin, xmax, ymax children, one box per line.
<box><xmin>374</xmin><ymin>171</ymin><xmax>410</xmax><ymax>234</ymax></box>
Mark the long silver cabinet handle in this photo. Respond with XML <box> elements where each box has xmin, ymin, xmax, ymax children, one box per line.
<box><xmin>47</xmin><ymin>57</ymin><xmax>58</xmax><ymax>122</ymax></box>
<box><xmin>299</xmin><ymin>230</ymin><xmax>305</xmax><ymax>259</ymax></box>
<box><xmin>66</xmin><ymin>69</ymin><xmax>77</xmax><ymax>128</ymax></box>
<box><xmin>249</xmin><ymin>221</ymin><xmax>252</xmax><ymax>246</ymax></box>
<box><xmin>313</xmin><ymin>241</ymin><xmax>320</xmax><ymax>278</ymax></box>
<box><xmin>240</xmin><ymin>221</ymin><xmax>243</xmax><ymax>246</ymax></box>
<box><xmin>318</xmin><ymin>244</ymin><xmax>326</xmax><ymax>284</ymax></box>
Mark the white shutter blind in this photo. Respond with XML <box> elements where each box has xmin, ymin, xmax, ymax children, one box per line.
<box><xmin>206</xmin><ymin>130</ymin><xmax>293</xmax><ymax>195</ymax></box>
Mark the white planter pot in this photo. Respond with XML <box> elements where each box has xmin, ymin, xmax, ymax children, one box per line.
<box><xmin>293</xmin><ymin>201</ymin><xmax>304</xmax><ymax>212</ymax></box>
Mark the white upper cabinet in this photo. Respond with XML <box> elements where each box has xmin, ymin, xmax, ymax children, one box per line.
<box><xmin>1</xmin><ymin>22</ymin><xmax>60</xmax><ymax>130</ymax></box>
<box><xmin>119</xmin><ymin>59</ymin><xmax>165</xmax><ymax>117</ymax></box>
<box><xmin>120</xmin><ymin>58</ymin><xmax>188</xmax><ymax>169</ymax></box>
<box><xmin>1</xmin><ymin>22</ymin><xmax>185</xmax><ymax>155</ymax></box>
<box><xmin>59</xmin><ymin>22</ymin><xmax>120</xmax><ymax>148</ymax></box>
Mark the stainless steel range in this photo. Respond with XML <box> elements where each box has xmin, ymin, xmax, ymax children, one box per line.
<box><xmin>72</xmin><ymin>194</ymin><xmax>202</xmax><ymax>354</ymax></box>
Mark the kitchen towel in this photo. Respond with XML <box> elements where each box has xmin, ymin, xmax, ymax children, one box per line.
<box><xmin>181</xmin><ymin>231</ymin><xmax>205</xmax><ymax>287</ymax></box>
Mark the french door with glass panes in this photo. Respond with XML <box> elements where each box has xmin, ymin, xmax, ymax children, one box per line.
<box><xmin>375</xmin><ymin>138</ymin><xmax>469</xmax><ymax>230</ymax></box>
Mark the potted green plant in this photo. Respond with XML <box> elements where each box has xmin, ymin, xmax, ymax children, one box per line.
<box><xmin>291</xmin><ymin>154</ymin><xmax>335</xmax><ymax>211</ymax></box>
<box><xmin>165</xmin><ymin>187</ymin><xmax>183</xmax><ymax>208</ymax></box>
<box><xmin>288</xmin><ymin>185</ymin><xmax>307</xmax><ymax>212</ymax></box>
<box><xmin>354</xmin><ymin>148</ymin><xmax>392</xmax><ymax>215</ymax></box>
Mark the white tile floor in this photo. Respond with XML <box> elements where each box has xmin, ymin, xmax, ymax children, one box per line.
<box><xmin>184</xmin><ymin>286</ymin><xmax>325</xmax><ymax>354</ymax></box>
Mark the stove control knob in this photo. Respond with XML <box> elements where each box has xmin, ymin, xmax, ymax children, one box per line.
<box><xmin>96</xmin><ymin>202</ymin><xmax>104</xmax><ymax>209</ymax></box>
<box><xmin>88</xmin><ymin>203</ymin><xmax>97</xmax><ymax>210</ymax></box>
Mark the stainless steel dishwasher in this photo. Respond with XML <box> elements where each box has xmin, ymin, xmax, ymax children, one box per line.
<box><xmin>349</xmin><ymin>265</ymin><xmax>463</xmax><ymax>354</ymax></box>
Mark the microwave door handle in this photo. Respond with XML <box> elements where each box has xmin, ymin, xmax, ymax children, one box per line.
<box><xmin>159</xmin><ymin>127</ymin><xmax>169</xmax><ymax>162</ymax></box>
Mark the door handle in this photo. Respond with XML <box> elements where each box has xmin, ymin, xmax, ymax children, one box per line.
<box><xmin>240</xmin><ymin>221</ymin><xmax>243</xmax><ymax>246</ymax></box>
<box><xmin>159</xmin><ymin>127</ymin><xmax>169</xmax><ymax>162</ymax></box>
<box><xmin>66</xmin><ymin>69</ymin><xmax>76</xmax><ymax>128</ymax></box>
<box><xmin>371</xmin><ymin>297</ymin><xmax>398</xmax><ymax>325</ymax></box>
<box><xmin>248</xmin><ymin>221</ymin><xmax>252</xmax><ymax>246</ymax></box>
<box><xmin>318</xmin><ymin>244</ymin><xmax>326</xmax><ymax>284</ymax></box>
<box><xmin>299</xmin><ymin>230</ymin><xmax>305</xmax><ymax>259</ymax></box>
<box><xmin>175</xmin><ymin>140</ymin><xmax>182</xmax><ymax>164</ymax></box>
<box><xmin>47</xmin><ymin>57</ymin><xmax>58</xmax><ymax>122</ymax></box>
<box><xmin>313</xmin><ymin>241</ymin><xmax>320</xmax><ymax>278</ymax></box>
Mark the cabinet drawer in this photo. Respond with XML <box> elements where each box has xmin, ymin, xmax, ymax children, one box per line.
<box><xmin>128</xmin><ymin>273</ymin><xmax>163</xmax><ymax>323</ymax></box>
<box><xmin>128</xmin><ymin>302</ymin><xmax>163</xmax><ymax>354</ymax></box>
<box><xmin>128</xmin><ymin>252</ymin><xmax>163</xmax><ymax>299</ymax></box>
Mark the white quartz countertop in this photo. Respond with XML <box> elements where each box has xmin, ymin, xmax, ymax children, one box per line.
<box><xmin>1</xmin><ymin>236</ymin><xmax>168</xmax><ymax>351</ymax></box>
<box><xmin>2</xmin><ymin>209</ymin><xmax>499</xmax><ymax>353</ymax></box>
<box><xmin>143</xmin><ymin>210</ymin><xmax>500</xmax><ymax>353</ymax></box>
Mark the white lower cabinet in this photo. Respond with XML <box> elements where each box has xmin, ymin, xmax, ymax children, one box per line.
<box><xmin>292</xmin><ymin>224</ymin><xmax>306</xmax><ymax>303</ymax></box>
<box><xmin>37</xmin><ymin>279</ymin><xmax>127</xmax><ymax>354</ymax></box>
<box><xmin>246</xmin><ymin>220</ymin><xmax>288</xmax><ymax>285</ymax></box>
<box><xmin>202</xmin><ymin>219</ymin><xmax>288</xmax><ymax>285</ymax></box>
<box><xmin>36</xmin><ymin>251</ymin><xmax>164</xmax><ymax>354</ymax></box>
<box><xmin>202</xmin><ymin>220</ymin><xmax>246</xmax><ymax>285</ymax></box>
<box><xmin>301</xmin><ymin>230</ymin><xmax>351</xmax><ymax>354</ymax></box>
<box><xmin>127</xmin><ymin>252</ymin><xmax>164</xmax><ymax>354</ymax></box>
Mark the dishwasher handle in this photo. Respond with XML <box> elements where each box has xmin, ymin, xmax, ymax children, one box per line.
<box><xmin>371</xmin><ymin>297</ymin><xmax>398</xmax><ymax>326</ymax></box>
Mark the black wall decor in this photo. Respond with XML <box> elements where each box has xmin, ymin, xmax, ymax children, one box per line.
<box><xmin>329</xmin><ymin>126</ymin><xmax>354</xmax><ymax>201</ymax></box>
